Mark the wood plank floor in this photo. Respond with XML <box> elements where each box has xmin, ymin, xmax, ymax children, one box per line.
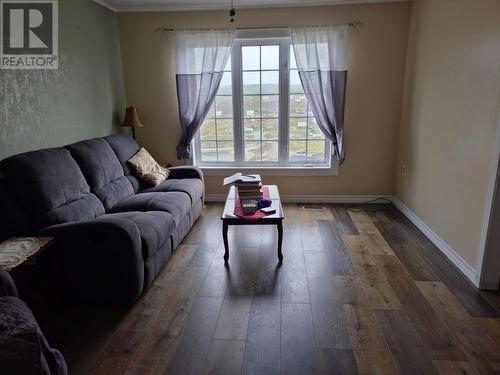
<box><xmin>37</xmin><ymin>203</ymin><xmax>500</xmax><ymax>375</ymax></box>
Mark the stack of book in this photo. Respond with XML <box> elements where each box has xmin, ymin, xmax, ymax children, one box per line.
<box><xmin>236</xmin><ymin>182</ymin><xmax>263</xmax><ymax>200</ymax></box>
<box><xmin>223</xmin><ymin>173</ymin><xmax>263</xmax><ymax>200</ymax></box>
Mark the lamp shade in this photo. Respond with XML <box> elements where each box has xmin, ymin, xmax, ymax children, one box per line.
<box><xmin>122</xmin><ymin>106</ymin><xmax>144</xmax><ymax>128</ymax></box>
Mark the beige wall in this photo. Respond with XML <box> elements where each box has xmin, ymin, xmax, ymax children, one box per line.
<box><xmin>118</xmin><ymin>2</ymin><xmax>411</xmax><ymax>196</ymax></box>
<box><xmin>395</xmin><ymin>0</ymin><xmax>500</xmax><ymax>269</ymax></box>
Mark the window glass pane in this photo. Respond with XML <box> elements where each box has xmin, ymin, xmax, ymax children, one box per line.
<box><xmin>261</xmin><ymin>95</ymin><xmax>279</xmax><ymax>118</ymax></box>
<box><xmin>200</xmin><ymin>119</ymin><xmax>216</xmax><ymax>141</ymax></box>
<box><xmin>262</xmin><ymin>119</ymin><xmax>278</xmax><ymax>140</ymax></box>
<box><xmin>244</xmin><ymin>96</ymin><xmax>260</xmax><ymax>118</ymax></box>
<box><xmin>244</xmin><ymin>119</ymin><xmax>260</xmax><ymax>140</ymax></box>
<box><xmin>290</xmin><ymin>45</ymin><xmax>297</xmax><ymax>69</ymax></box>
<box><xmin>218</xmin><ymin>141</ymin><xmax>234</xmax><ymax>161</ymax></box>
<box><xmin>201</xmin><ymin>141</ymin><xmax>217</xmax><ymax>162</ymax></box>
<box><xmin>243</xmin><ymin>71</ymin><xmax>260</xmax><ymax>95</ymax></box>
<box><xmin>289</xmin><ymin>70</ymin><xmax>303</xmax><ymax>94</ymax></box>
<box><xmin>245</xmin><ymin>141</ymin><xmax>261</xmax><ymax>161</ymax></box>
<box><xmin>205</xmin><ymin>103</ymin><xmax>215</xmax><ymax>119</ymax></box>
<box><xmin>307</xmin><ymin>140</ymin><xmax>325</xmax><ymax>162</ymax></box>
<box><xmin>218</xmin><ymin>71</ymin><xmax>232</xmax><ymax>95</ymax></box>
<box><xmin>261</xmin><ymin>71</ymin><xmax>279</xmax><ymax>94</ymax></box>
<box><xmin>308</xmin><ymin>118</ymin><xmax>324</xmax><ymax>139</ymax></box>
<box><xmin>217</xmin><ymin>119</ymin><xmax>233</xmax><ymax>140</ymax></box>
<box><xmin>242</xmin><ymin>46</ymin><xmax>260</xmax><ymax>70</ymax></box>
<box><xmin>289</xmin><ymin>118</ymin><xmax>307</xmax><ymax>139</ymax></box>
<box><xmin>215</xmin><ymin>96</ymin><xmax>232</xmax><ymax>119</ymax></box>
<box><xmin>261</xmin><ymin>45</ymin><xmax>279</xmax><ymax>70</ymax></box>
<box><xmin>262</xmin><ymin>141</ymin><xmax>278</xmax><ymax>161</ymax></box>
<box><xmin>289</xmin><ymin>141</ymin><xmax>307</xmax><ymax>162</ymax></box>
<box><xmin>290</xmin><ymin>94</ymin><xmax>308</xmax><ymax>117</ymax></box>
<box><xmin>224</xmin><ymin>55</ymin><xmax>231</xmax><ymax>71</ymax></box>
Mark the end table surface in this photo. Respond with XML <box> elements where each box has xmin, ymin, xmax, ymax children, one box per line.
<box><xmin>0</xmin><ymin>237</ymin><xmax>54</xmax><ymax>271</ymax></box>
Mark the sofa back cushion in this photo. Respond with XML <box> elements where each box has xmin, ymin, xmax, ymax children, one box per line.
<box><xmin>0</xmin><ymin>148</ymin><xmax>105</xmax><ymax>229</ymax></box>
<box><xmin>104</xmin><ymin>134</ymin><xmax>142</xmax><ymax>192</ymax></box>
<box><xmin>66</xmin><ymin>138</ymin><xmax>135</xmax><ymax>211</ymax></box>
<box><xmin>0</xmin><ymin>176</ymin><xmax>32</xmax><ymax>241</ymax></box>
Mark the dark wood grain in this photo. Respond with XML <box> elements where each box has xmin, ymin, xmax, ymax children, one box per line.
<box><xmin>318</xmin><ymin>220</ymin><xmax>356</xmax><ymax>275</ymax></box>
<box><xmin>213</xmin><ymin>296</ymin><xmax>252</xmax><ymax>340</ymax></box>
<box><xmin>341</xmin><ymin>277</ymin><xmax>399</xmax><ymax>375</ymax></box>
<box><xmin>343</xmin><ymin>235</ymin><xmax>401</xmax><ymax>310</ymax></box>
<box><xmin>372</xmin><ymin>212</ymin><xmax>440</xmax><ymax>281</ymax></box>
<box><xmin>375</xmin><ymin>255</ymin><xmax>466</xmax><ymax>361</ymax></box>
<box><xmin>375</xmin><ymin>309</ymin><xmax>439</xmax><ymax>374</ymax></box>
<box><xmin>242</xmin><ymin>299</ymin><xmax>281</xmax><ymax>375</ymax></box>
<box><xmin>315</xmin><ymin>348</ymin><xmax>359</xmax><ymax>374</ymax></box>
<box><xmin>418</xmin><ymin>281</ymin><xmax>500</xmax><ymax>373</ymax></box>
<box><xmin>386</xmin><ymin>208</ymin><xmax>500</xmax><ymax>318</ymax></box>
<box><xmin>204</xmin><ymin>339</ymin><xmax>245</xmax><ymax>375</ymax></box>
<box><xmin>331</xmin><ymin>205</ymin><xmax>359</xmax><ymax>235</ymax></box>
<box><xmin>281</xmin><ymin>303</ymin><xmax>316</xmax><ymax>375</ymax></box>
<box><xmin>39</xmin><ymin>203</ymin><xmax>500</xmax><ymax>374</ymax></box>
<box><xmin>165</xmin><ymin>296</ymin><xmax>224</xmax><ymax>374</ymax></box>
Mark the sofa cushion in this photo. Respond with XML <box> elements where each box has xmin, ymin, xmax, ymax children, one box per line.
<box><xmin>127</xmin><ymin>148</ymin><xmax>169</xmax><ymax>187</ymax></box>
<box><xmin>106</xmin><ymin>211</ymin><xmax>175</xmax><ymax>261</ymax></box>
<box><xmin>104</xmin><ymin>134</ymin><xmax>142</xmax><ymax>192</ymax></box>
<box><xmin>0</xmin><ymin>177</ymin><xmax>32</xmax><ymax>241</ymax></box>
<box><xmin>0</xmin><ymin>296</ymin><xmax>68</xmax><ymax>375</ymax></box>
<box><xmin>139</xmin><ymin>178</ymin><xmax>203</xmax><ymax>206</ymax></box>
<box><xmin>66</xmin><ymin>138</ymin><xmax>135</xmax><ymax>211</ymax></box>
<box><xmin>110</xmin><ymin>192</ymin><xmax>191</xmax><ymax>225</ymax></box>
<box><xmin>0</xmin><ymin>148</ymin><xmax>105</xmax><ymax>228</ymax></box>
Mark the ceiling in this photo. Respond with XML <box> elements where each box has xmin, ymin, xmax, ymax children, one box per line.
<box><xmin>94</xmin><ymin>0</ymin><xmax>407</xmax><ymax>12</ymax></box>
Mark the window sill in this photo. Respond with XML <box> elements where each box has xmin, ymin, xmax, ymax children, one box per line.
<box><xmin>197</xmin><ymin>164</ymin><xmax>339</xmax><ymax>176</ymax></box>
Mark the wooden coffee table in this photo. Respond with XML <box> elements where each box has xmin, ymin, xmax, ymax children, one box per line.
<box><xmin>221</xmin><ymin>185</ymin><xmax>284</xmax><ymax>263</ymax></box>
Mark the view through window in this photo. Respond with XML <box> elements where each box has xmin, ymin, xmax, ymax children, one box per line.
<box><xmin>195</xmin><ymin>37</ymin><xmax>330</xmax><ymax>168</ymax></box>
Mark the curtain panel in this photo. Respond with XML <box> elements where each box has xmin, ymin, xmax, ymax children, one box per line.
<box><xmin>290</xmin><ymin>26</ymin><xmax>348</xmax><ymax>163</ymax></box>
<box><xmin>175</xmin><ymin>29</ymin><xmax>235</xmax><ymax>160</ymax></box>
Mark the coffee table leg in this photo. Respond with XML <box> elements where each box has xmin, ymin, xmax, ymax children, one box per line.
<box><xmin>223</xmin><ymin>221</ymin><xmax>229</xmax><ymax>263</ymax></box>
<box><xmin>277</xmin><ymin>221</ymin><xmax>283</xmax><ymax>263</ymax></box>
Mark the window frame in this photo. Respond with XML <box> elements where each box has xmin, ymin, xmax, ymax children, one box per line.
<box><xmin>193</xmin><ymin>34</ymin><xmax>333</xmax><ymax>171</ymax></box>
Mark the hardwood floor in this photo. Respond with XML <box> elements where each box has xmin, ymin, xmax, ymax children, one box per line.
<box><xmin>37</xmin><ymin>203</ymin><xmax>500</xmax><ymax>374</ymax></box>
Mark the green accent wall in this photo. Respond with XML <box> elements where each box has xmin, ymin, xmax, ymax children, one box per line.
<box><xmin>0</xmin><ymin>0</ymin><xmax>126</xmax><ymax>160</ymax></box>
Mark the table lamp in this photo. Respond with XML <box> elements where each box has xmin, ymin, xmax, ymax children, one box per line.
<box><xmin>122</xmin><ymin>106</ymin><xmax>143</xmax><ymax>140</ymax></box>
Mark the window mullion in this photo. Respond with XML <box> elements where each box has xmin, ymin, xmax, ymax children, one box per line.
<box><xmin>279</xmin><ymin>39</ymin><xmax>290</xmax><ymax>165</ymax></box>
<box><xmin>232</xmin><ymin>42</ymin><xmax>244</xmax><ymax>164</ymax></box>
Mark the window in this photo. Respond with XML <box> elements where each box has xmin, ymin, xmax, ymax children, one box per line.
<box><xmin>194</xmin><ymin>35</ymin><xmax>331</xmax><ymax>169</ymax></box>
<box><xmin>289</xmin><ymin>46</ymin><xmax>327</xmax><ymax>164</ymax></box>
<box><xmin>199</xmin><ymin>57</ymin><xmax>234</xmax><ymax>162</ymax></box>
<box><xmin>243</xmin><ymin>45</ymin><xmax>280</xmax><ymax>162</ymax></box>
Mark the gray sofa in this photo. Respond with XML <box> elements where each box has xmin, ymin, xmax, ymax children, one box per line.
<box><xmin>0</xmin><ymin>134</ymin><xmax>204</xmax><ymax>306</ymax></box>
<box><xmin>0</xmin><ymin>267</ymin><xmax>68</xmax><ymax>375</ymax></box>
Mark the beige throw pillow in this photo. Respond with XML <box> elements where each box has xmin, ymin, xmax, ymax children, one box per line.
<box><xmin>127</xmin><ymin>148</ymin><xmax>169</xmax><ymax>187</ymax></box>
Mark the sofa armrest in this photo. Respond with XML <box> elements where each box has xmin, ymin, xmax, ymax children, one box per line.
<box><xmin>168</xmin><ymin>166</ymin><xmax>203</xmax><ymax>180</ymax></box>
<box><xmin>38</xmin><ymin>215</ymin><xmax>144</xmax><ymax>306</ymax></box>
<box><xmin>0</xmin><ymin>267</ymin><xmax>18</xmax><ymax>297</ymax></box>
<box><xmin>168</xmin><ymin>166</ymin><xmax>205</xmax><ymax>204</ymax></box>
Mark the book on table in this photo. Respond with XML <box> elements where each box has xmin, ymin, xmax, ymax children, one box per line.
<box><xmin>236</xmin><ymin>188</ymin><xmax>263</xmax><ymax>200</ymax></box>
<box><xmin>223</xmin><ymin>173</ymin><xmax>262</xmax><ymax>186</ymax></box>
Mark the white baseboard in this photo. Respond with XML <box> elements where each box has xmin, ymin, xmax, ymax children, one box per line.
<box><xmin>391</xmin><ymin>197</ymin><xmax>479</xmax><ymax>287</ymax></box>
<box><xmin>204</xmin><ymin>194</ymin><xmax>392</xmax><ymax>204</ymax></box>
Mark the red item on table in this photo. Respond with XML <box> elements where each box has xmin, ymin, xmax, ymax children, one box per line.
<box><xmin>234</xmin><ymin>185</ymin><xmax>270</xmax><ymax>222</ymax></box>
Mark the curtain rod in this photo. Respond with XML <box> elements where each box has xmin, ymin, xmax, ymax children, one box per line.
<box><xmin>155</xmin><ymin>21</ymin><xmax>363</xmax><ymax>33</ymax></box>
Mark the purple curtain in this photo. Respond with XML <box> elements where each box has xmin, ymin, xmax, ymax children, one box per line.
<box><xmin>175</xmin><ymin>29</ymin><xmax>234</xmax><ymax>160</ymax></box>
<box><xmin>291</xmin><ymin>26</ymin><xmax>349</xmax><ymax>163</ymax></box>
